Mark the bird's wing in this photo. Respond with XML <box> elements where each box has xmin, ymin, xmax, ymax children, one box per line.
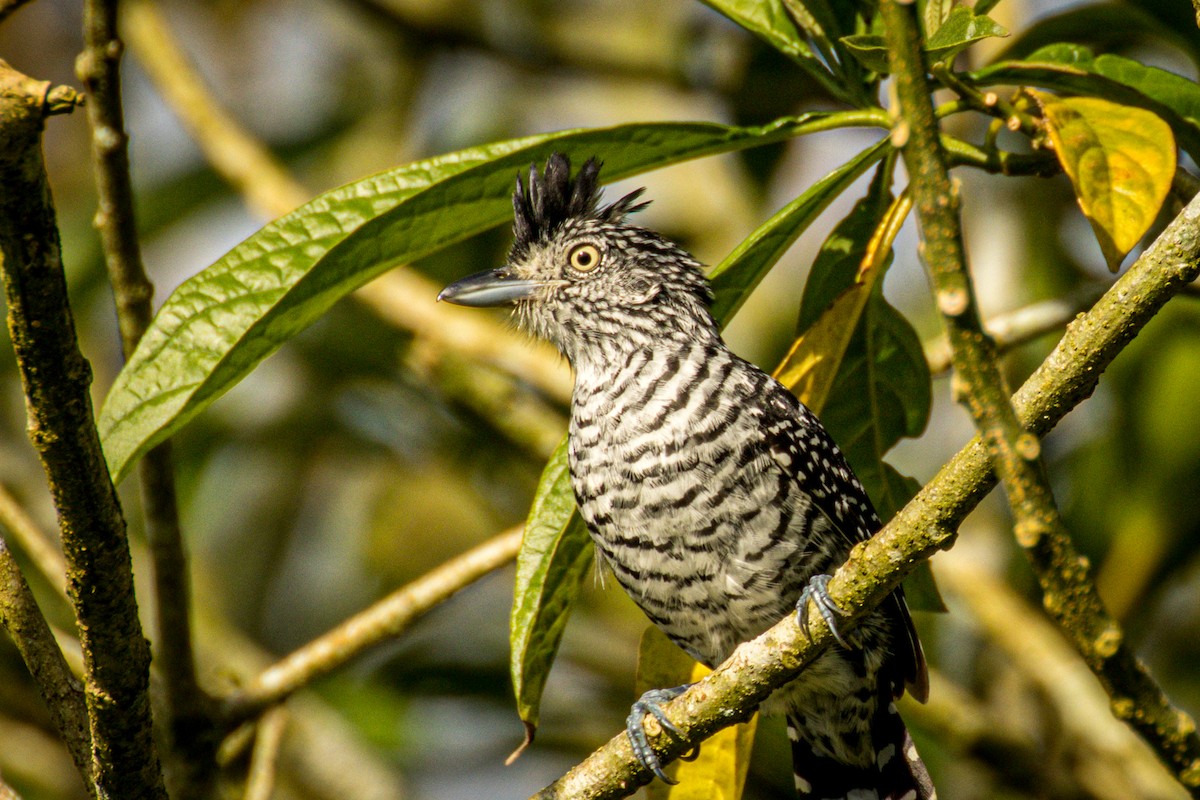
<box><xmin>760</xmin><ymin>379</ymin><xmax>929</xmax><ymax>701</ymax></box>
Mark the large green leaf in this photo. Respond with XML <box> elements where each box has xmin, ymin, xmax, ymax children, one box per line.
<box><xmin>98</xmin><ymin>114</ymin><xmax>868</xmax><ymax>485</ymax></box>
<box><xmin>971</xmin><ymin>45</ymin><xmax>1200</xmax><ymax>160</ymax></box>
<box><xmin>510</xmin><ymin>440</ymin><xmax>593</xmax><ymax>742</ymax></box>
<box><xmin>708</xmin><ymin>137</ymin><xmax>890</xmax><ymax>324</ymax></box>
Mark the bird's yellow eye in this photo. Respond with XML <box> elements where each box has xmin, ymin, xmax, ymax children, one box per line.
<box><xmin>568</xmin><ymin>243</ymin><xmax>601</xmax><ymax>272</ymax></box>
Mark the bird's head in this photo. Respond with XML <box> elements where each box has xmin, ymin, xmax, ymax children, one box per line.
<box><xmin>438</xmin><ymin>153</ymin><xmax>716</xmax><ymax>362</ymax></box>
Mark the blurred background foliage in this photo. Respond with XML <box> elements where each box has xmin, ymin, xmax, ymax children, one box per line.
<box><xmin>1</xmin><ymin>0</ymin><xmax>1200</xmax><ymax>798</ymax></box>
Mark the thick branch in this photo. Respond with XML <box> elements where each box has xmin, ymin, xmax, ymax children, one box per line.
<box><xmin>0</xmin><ymin>60</ymin><xmax>165</xmax><ymax>799</ymax></box>
<box><xmin>77</xmin><ymin>1</ymin><xmax>213</xmax><ymax>794</ymax></box>
<box><xmin>530</xmin><ymin>165</ymin><xmax>1200</xmax><ymax>800</ymax></box>
<box><xmin>221</xmin><ymin>526</ymin><xmax>523</xmax><ymax>724</ymax></box>
<box><xmin>882</xmin><ymin>1</ymin><xmax>1200</xmax><ymax>793</ymax></box>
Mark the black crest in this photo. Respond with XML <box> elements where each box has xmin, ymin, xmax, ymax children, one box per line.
<box><xmin>510</xmin><ymin>153</ymin><xmax>651</xmax><ymax>260</ymax></box>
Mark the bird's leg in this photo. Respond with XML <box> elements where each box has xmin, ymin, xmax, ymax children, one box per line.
<box><xmin>626</xmin><ymin>683</ymin><xmax>692</xmax><ymax>783</ymax></box>
<box><xmin>796</xmin><ymin>573</ymin><xmax>850</xmax><ymax>647</ymax></box>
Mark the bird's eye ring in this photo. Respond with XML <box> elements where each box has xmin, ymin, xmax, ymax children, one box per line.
<box><xmin>568</xmin><ymin>243</ymin><xmax>601</xmax><ymax>273</ymax></box>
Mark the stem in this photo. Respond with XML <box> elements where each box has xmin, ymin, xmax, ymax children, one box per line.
<box><xmin>0</xmin><ymin>60</ymin><xmax>165</xmax><ymax>800</ymax></box>
<box><xmin>880</xmin><ymin>0</ymin><xmax>1200</xmax><ymax>792</ymax></box>
<box><xmin>77</xmin><ymin>1</ymin><xmax>216</xmax><ymax>794</ymax></box>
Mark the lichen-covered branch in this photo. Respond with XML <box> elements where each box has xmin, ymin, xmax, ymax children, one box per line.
<box><xmin>221</xmin><ymin>525</ymin><xmax>523</xmax><ymax>724</ymax></box>
<box><xmin>880</xmin><ymin>1</ymin><xmax>1200</xmax><ymax>792</ymax></box>
<box><xmin>0</xmin><ymin>59</ymin><xmax>165</xmax><ymax>799</ymax></box>
<box><xmin>530</xmin><ymin>173</ymin><xmax>1200</xmax><ymax>800</ymax></box>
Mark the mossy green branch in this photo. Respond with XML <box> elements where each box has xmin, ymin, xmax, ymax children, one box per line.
<box><xmin>530</xmin><ymin>184</ymin><xmax>1200</xmax><ymax>800</ymax></box>
<box><xmin>0</xmin><ymin>59</ymin><xmax>166</xmax><ymax>800</ymax></box>
<box><xmin>879</xmin><ymin>0</ymin><xmax>1200</xmax><ymax>793</ymax></box>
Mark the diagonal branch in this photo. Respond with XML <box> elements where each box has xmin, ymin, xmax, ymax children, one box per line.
<box><xmin>0</xmin><ymin>60</ymin><xmax>165</xmax><ymax>799</ymax></box>
<box><xmin>529</xmin><ymin>173</ymin><xmax>1200</xmax><ymax>800</ymax></box>
<box><xmin>880</xmin><ymin>1</ymin><xmax>1200</xmax><ymax>792</ymax></box>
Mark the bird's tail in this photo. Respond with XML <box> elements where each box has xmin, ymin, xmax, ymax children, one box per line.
<box><xmin>787</xmin><ymin>700</ymin><xmax>934</xmax><ymax>800</ymax></box>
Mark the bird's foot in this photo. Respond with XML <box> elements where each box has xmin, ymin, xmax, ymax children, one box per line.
<box><xmin>626</xmin><ymin>684</ymin><xmax>691</xmax><ymax>783</ymax></box>
<box><xmin>796</xmin><ymin>573</ymin><xmax>849</xmax><ymax>647</ymax></box>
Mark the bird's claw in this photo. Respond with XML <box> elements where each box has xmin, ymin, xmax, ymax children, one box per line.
<box><xmin>796</xmin><ymin>573</ymin><xmax>849</xmax><ymax>647</ymax></box>
<box><xmin>626</xmin><ymin>684</ymin><xmax>691</xmax><ymax>784</ymax></box>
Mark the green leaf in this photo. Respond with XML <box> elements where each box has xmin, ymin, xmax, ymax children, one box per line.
<box><xmin>841</xmin><ymin>8</ymin><xmax>1006</xmax><ymax>74</ymax></box>
<box><xmin>971</xmin><ymin>46</ymin><xmax>1200</xmax><ymax>160</ymax></box>
<box><xmin>923</xmin><ymin>6</ymin><xmax>1008</xmax><ymax>65</ymax></box>
<box><xmin>1034</xmin><ymin>92</ymin><xmax>1176</xmax><ymax>270</ymax></box>
<box><xmin>510</xmin><ymin>440</ymin><xmax>594</xmax><ymax>739</ymax></box>
<box><xmin>708</xmin><ymin>137</ymin><xmax>891</xmax><ymax>324</ymax></box>
<box><xmin>638</xmin><ymin>627</ymin><xmax>758</xmax><ymax>800</ymax></box>
<box><xmin>98</xmin><ymin>114</ymin><xmax>858</xmax><ymax>485</ymax></box>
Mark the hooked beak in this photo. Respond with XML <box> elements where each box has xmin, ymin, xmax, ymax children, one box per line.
<box><xmin>438</xmin><ymin>269</ymin><xmax>550</xmax><ymax>307</ymax></box>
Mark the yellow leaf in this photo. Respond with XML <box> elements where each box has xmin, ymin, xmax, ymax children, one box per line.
<box><xmin>637</xmin><ymin>627</ymin><xmax>758</xmax><ymax>800</ymax></box>
<box><xmin>772</xmin><ymin>192</ymin><xmax>912</xmax><ymax>414</ymax></box>
<box><xmin>1035</xmin><ymin>91</ymin><xmax>1176</xmax><ymax>270</ymax></box>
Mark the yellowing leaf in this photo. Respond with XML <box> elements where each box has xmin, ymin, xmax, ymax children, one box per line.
<box><xmin>773</xmin><ymin>191</ymin><xmax>912</xmax><ymax>414</ymax></box>
<box><xmin>637</xmin><ymin>627</ymin><xmax>758</xmax><ymax>800</ymax></box>
<box><xmin>1036</xmin><ymin>92</ymin><xmax>1176</xmax><ymax>270</ymax></box>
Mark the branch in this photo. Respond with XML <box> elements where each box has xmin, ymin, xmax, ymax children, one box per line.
<box><xmin>77</xmin><ymin>1</ymin><xmax>214</xmax><ymax>794</ymax></box>
<box><xmin>924</xmin><ymin>282</ymin><xmax>1108</xmax><ymax>375</ymax></box>
<box><xmin>0</xmin><ymin>59</ymin><xmax>165</xmax><ymax>799</ymax></box>
<box><xmin>882</xmin><ymin>1</ymin><xmax>1200</xmax><ymax>792</ymax></box>
<box><xmin>529</xmin><ymin>164</ymin><xmax>1200</xmax><ymax>800</ymax></box>
<box><xmin>243</xmin><ymin>707</ymin><xmax>287</xmax><ymax>800</ymax></box>
<box><xmin>221</xmin><ymin>525</ymin><xmax>523</xmax><ymax>724</ymax></box>
<box><xmin>0</xmin><ymin>534</ymin><xmax>91</xmax><ymax>787</ymax></box>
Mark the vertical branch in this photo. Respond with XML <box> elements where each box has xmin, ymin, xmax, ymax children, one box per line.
<box><xmin>0</xmin><ymin>61</ymin><xmax>166</xmax><ymax>799</ymax></box>
<box><xmin>878</xmin><ymin>1</ymin><xmax>1200</xmax><ymax>793</ymax></box>
<box><xmin>76</xmin><ymin>0</ymin><xmax>216</xmax><ymax>794</ymax></box>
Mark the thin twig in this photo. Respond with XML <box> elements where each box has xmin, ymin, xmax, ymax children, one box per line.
<box><xmin>0</xmin><ymin>59</ymin><xmax>165</xmax><ymax>799</ymax></box>
<box><xmin>0</xmin><ymin>535</ymin><xmax>92</xmax><ymax>788</ymax></box>
<box><xmin>880</xmin><ymin>2</ymin><xmax>1200</xmax><ymax>793</ymax></box>
<box><xmin>924</xmin><ymin>282</ymin><xmax>1108</xmax><ymax>375</ymax></box>
<box><xmin>243</xmin><ymin>707</ymin><xmax>288</xmax><ymax>800</ymax></box>
<box><xmin>77</xmin><ymin>0</ymin><xmax>214</xmax><ymax>794</ymax></box>
<box><xmin>0</xmin><ymin>485</ymin><xmax>68</xmax><ymax>599</ymax></box>
<box><xmin>222</xmin><ymin>525</ymin><xmax>524</xmax><ymax>724</ymax></box>
<box><xmin>528</xmin><ymin>150</ymin><xmax>1200</xmax><ymax>800</ymax></box>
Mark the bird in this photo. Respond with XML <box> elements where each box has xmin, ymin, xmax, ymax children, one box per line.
<box><xmin>439</xmin><ymin>153</ymin><xmax>934</xmax><ymax>800</ymax></box>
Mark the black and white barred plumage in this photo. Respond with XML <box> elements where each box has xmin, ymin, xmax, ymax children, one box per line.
<box><xmin>440</xmin><ymin>154</ymin><xmax>934</xmax><ymax>800</ymax></box>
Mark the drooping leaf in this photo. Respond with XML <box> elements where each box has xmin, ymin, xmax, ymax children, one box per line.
<box><xmin>638</xmin><ymin>627</ymin><xmax>758</xmax><ymax>800</ymax></box>
<box><xmin>98</xmin><ymin>114</ymin><xmax>859</xmax><ymax>485</ymax></box>
<box><xmin>709</xmin><ymin>137</ymin><xmax>891</xmax><ymax>324</ymax></box>
<box><xmin>1033</xmin><ymin>91</ymin><xmax>1175</xmax><ymax>269</ymax></box>
<box><xmin>509</xmin><ymin>440</ymin><xmax>594</xmax><ymax>742</ymax></box>
<box><xmin>971</xmin><ymin>45</ymin><xmax>1200</xmax><ymax>160</ymax></box>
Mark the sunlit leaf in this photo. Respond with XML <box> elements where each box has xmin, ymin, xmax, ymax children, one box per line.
<box><xmin>697</xmin><ymin>0</ymin><xmax>820</xmax><ymax>70</ymax></box>
<box><xmin>971</xmin><ymin>45</ymin><xmax>1200</xmax><ymax>159</ymax></box>
<box><xmin>509</xmin><ymin>441</ymin><xmax>593</xmax><ymax>742</ymax></box>
<box><xmin>638</xmin><ymin>627</ymin><xmax>758</xmax><ymax>800</ymax></box>
<box><xmin>98</xmin><ymin>114</ymin><xmax>855</xmax><ymax>485</ymax></box>
<box><xmin>1034</xmin><ymin>91</ymin><xmax>1175</xmax><ymax>269</ymax></box>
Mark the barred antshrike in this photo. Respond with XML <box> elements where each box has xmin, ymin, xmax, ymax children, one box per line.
<box><xmin>440</xmin><ymin>154</ymin><xmax>934</xmax><ymax>800</ymax></box>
